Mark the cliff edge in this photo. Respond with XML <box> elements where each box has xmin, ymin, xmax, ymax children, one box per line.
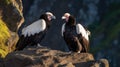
<box><xmin>0</xmin><ymin>47</ymin><xmax>109</xmax><ymax>67</ymax></box>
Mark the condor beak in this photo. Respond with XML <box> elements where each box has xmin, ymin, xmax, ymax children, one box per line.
<box><xmin>62</xmin><ymin>16</ymin><xmax>66</xmax><ymax>19</ymax></box>
<box><xmin>62</xmin><ymin>13</ymin><xmax>70</xmax><ymax>19</ymax></box>
<box><xmin>51</xmin><ymin>16</ymin><xmax>56</xmax><ymax>19</ymax></box>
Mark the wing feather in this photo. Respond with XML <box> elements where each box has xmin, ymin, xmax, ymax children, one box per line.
<box><xmin>76</xmin><ymin>24</ymin><xmax>90</xmax><ymax>41</ymax></box>
<box><xmin>22</xmin><ymin>19</ymin><xmax>46</xmax><ymax>37</ymax></box>
<box><xmin>61</xmin><ymin>23</ymin><xmax>66</xmax><ymax>37</ymax></box>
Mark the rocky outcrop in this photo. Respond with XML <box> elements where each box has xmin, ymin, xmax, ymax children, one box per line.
<box><xmin>0</xmin><ymin>0</ymin><xmax>24</xmax><ymax>31</ymax></box>
<box><xmin>21</xmin><ymin>1</ymin><xmax>120</xmax><ymax>67</ymax></box>
<box><xmin>0</xmin><ymin>0</ymin><xmax>24</xmax><ymax>58</ymax></box>
<box><xmin>0</xmin><ymin>47</ymin><xmax>109</xmax><ymax>67</ymax></box>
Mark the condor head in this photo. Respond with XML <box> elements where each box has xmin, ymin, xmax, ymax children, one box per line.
<box><xmin>62</xmin><ymin>13</ymin><xmax>76</xmax><ymax>26</ymax></box>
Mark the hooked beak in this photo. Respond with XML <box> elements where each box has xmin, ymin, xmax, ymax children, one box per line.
<box><xmin>51</xmin><ymin>16</ymin><xmax>56</xmax><ymax>19</ymax></box>
<box><xmin>62</xmin><ymin>16</ymin><xmax>66</xmax><ymax>19</ymax></box>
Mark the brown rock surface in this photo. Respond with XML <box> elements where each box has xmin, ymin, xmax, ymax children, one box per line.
<box><xmin>0</xmin><ymin>0</ymin><xmax>24</xmax><ymax>56</ymax></box>
<box><xmin>0</xmin><ymin>47</ymin><xmax>109</xmax><ymax>67</ymax></box>
<box><xmin>0</xmin><ymin>0</ymin><xmax>24</xmax><ymax>32</ymax></box>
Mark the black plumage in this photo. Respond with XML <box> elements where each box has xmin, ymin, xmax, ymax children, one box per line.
<box><xmin>15</xmin><ymin>12</ymin><xmax>55</xmax><ymax>51</ymax></box>
<box><xmin>62</xmin><ymin>14</ymin><xmax>90</xmax><ymax>53</ymax></box>
<box><xmin>63</xmin><ymin>16</ymin><xmax>82</xmax><ymax>52</ymax></box>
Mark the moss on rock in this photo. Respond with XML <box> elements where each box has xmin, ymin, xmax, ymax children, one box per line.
<box><xmin>0</xmin><ymin>19</ymin><xmax>10</xmax><ymax>58</ymax></box>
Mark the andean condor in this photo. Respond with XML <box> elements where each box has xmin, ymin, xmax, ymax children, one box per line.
<box><xmin>61</xmin><ymin>13</ymin><xmax>90</xmax><ymax>53</ymax></box>
<box><xmin>15</xmin><ymin>12</ymin><xmax>56</xmax><ymax>51</ymax></box>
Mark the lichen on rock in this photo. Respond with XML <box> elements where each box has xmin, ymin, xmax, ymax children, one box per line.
<box><xmin>0</xmin><ymin>19</ymin><xmax>10</xmax><ymax>58</ymax></box>
<box><xmin>0</xmin><ymin>0</ymin><xmax>24</xmax><ymax>58</ymax></box>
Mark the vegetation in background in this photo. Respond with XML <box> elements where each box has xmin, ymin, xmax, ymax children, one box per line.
<box><xmin>0</xmin><ymin>19</ymin><xmax>10</xmax><ymax>58</ymax></box>
<box><xmin>88</xmin><ymin>3</ymin><xmax>120</xmax><ymax>54</ymax></box>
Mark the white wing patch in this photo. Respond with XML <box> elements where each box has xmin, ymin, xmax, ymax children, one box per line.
<box><xmin>61</xmin><ymin>23</ymin><xmax>66</xmax><ymax>37</ymax></box>
<box><xmin>22</xmin><ymin>19</ymin><xmax>46</xmax><ymax>37</ymax></box>
<box><xmin>76</xmin><ymin>24</ymin><xmax>90</xmax><ymax>41</ymax></box>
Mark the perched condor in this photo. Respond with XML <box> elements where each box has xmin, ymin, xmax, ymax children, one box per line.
<box><xmin>61</xmin><ymin>13</ymin><xmax>90</xmax><ymax>53</ymax></box>
<box><xmin>15</xmin><ymin>12</ymin><xmax>56</xmax><ymax>51</ymax></box>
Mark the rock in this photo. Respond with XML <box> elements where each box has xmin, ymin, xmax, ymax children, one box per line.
<box><xmin>7</xmin><ymin>32</ymin><xmax>19</xmax><ymax>52</ymax></box>
<box><xmin>0</xmin><ymin>47</ymin><xmax>109</xmax><ymax>67</ymax></box>
<box><xmin>60</xmin><ymin>62</ymin><xmax>75</xmax><ymax>67</ymax></box>
<box><xmin>0</xmin><ymin>0</ymin><xmax>24</xmax><ymax>58</ymax></box>
<box><xmin>98</xmin><ymin>59</ymin><xmax>109</xmax><ymax>67</ymax></box>
<box><xmin>0</xmin><ymin>0</ymin><xmax>24</xmax><ymax>32</ymax></box>
<box><xmin>73</xmin><ymin>59</ymin><xmax>109</xmax><ymax>67</ymax></box>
